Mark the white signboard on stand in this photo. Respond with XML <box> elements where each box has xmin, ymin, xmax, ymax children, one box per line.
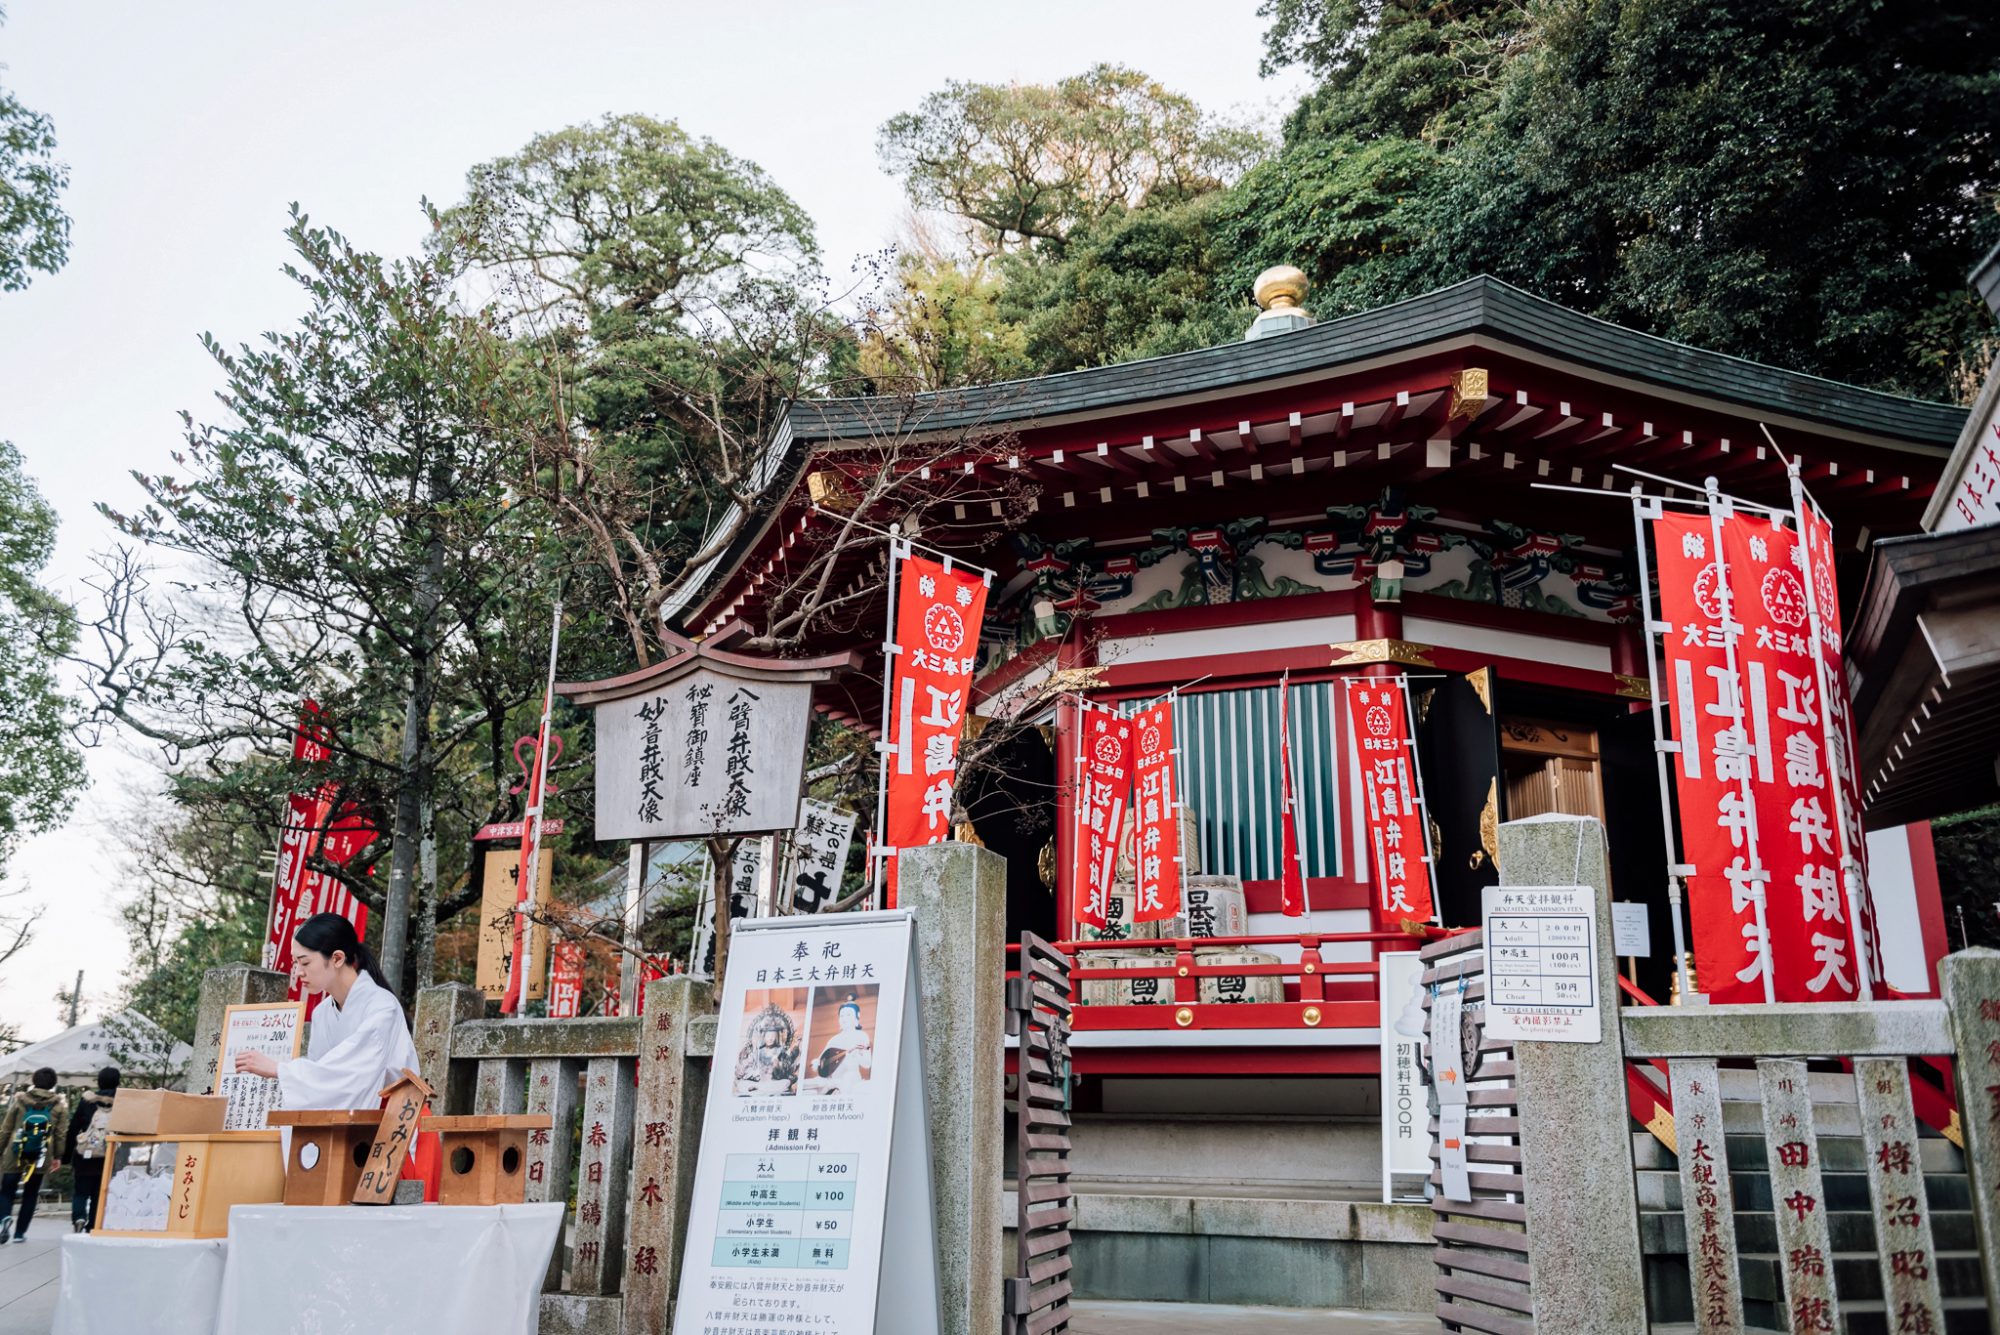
<box><xmin>214</xmin><ymin>1001</ymin><xmax>304</xmax><ymax>1128</ymax></box>
<box><xmin>1482</xmin><ymin>884</ymin><xmax>1601</xmax><ymax>1044</ymax></box>
<box><xmin>1378</xmin><ymin>951</ymin><xmax>1430</xmax><ymax>1201</ymax></box>
<box><xmin>672</xmin><ymin>910</ymin><xmax>940</xmax><ymax>1335</ymax></box>
<box><xmin>1611</xmin><ymin>901</ymin><xmax>1651</xmax><ymax>957</ymax></box>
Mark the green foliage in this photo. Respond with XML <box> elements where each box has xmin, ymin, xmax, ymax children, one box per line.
<box><xmin>0</xmin><ymin>7</ymin><xmax>69</xmax><ymax>293</ymax></box>
<box><xmin>879</xmin><ymin>64</ymin><xmax>1268</xmax><ymax>257</ymax></box>
<box><xmin>0</xmin><ymin>441</ymin><xmax>83</xmax><ymax>875</ymax></box>
<box><xmin>858</xmin><ymin>249</ymin><xmax>1033</xmax><ymax>390</ymax></box>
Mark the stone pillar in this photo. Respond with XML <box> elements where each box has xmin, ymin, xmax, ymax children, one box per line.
<box><xmin>625</xmin><ymin>976</ymin><xmax>714</xmax><ymax>1335</ymax></box>
<box><xmin>1499</xmin><ymin>813</ymin><xmax>1647</xmax><ymax>1333</ymax></box>
<box><xmin>187</xmin><ymin>965</ymin><xmax>289</xmax><ymax>1094</ymax></box>
<box><xmin>569</xmin><ymin>1055</ymin><xmax>636</xmax><ymax>1294</ymax></box>
<box><xmin>1938</xmin><ymin>948</ymin><xmax>2000</xmax><ymax>1333</ymax></box>
<box><xmin>412</xmin><ymin>983</ymin><xmax>483</xmax><ymax>1114</ymax></box>
<box><xmin>901</xmin><ymin>842</ymin><xmax>1007</xmax><ymax>1335</ymax></box>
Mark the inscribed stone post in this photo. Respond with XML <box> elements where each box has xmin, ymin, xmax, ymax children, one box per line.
<box><xmin>624</xmin><ymin>976</ymin><xmax>713</xmax><ymax>1335</ymax></box>
<box><xmin>1855</xmin><ymin>1058</ymin><xmax>1946</xmax><ymax>1330</ymax></box>
<box><xmin>474</xmin><ymin>1058</ymin><xmax>527</xmax><ymax>1114</ymax></box>
<box><xmin>1669</xmin><ymin>1058</ymin><xmax>1743</xmax><ymax>1334</ymax></box>
<box><xmin>524</xmin><ymin>1057</ymin><xmax>581</xmax><ymax>1292</ymax></box>
<box><xmin>569</xmin><ymin>1055</ymin><xmax>637</xmax><ymax>1293</ymax></box>
<box><xmin>1498</xmin><ymin>814</ymin><xmax>1647</xmax><ymax>1334</ymax></box>
<box><xmin>187</xmin><ymin>965</ymin><xmax>289</xmax><ymax>1094</ymax></box>
<box><xmin>1939</xmin><ymin>948</ymin><xmax>2000</xmax><ymax>1335</ymax></box>
<box><xmin>902</xmin><ymin>842</ymin><xmax>1006</xmax><ymax>1335</ymax></box>
<box><xmin>413</xmin><ymin>983</ymin><xmax>484</xmax><ymax>1113</ymax></box>
<box><xmin>1758</xmin><ymin>1059</ymin><xmax>1840</xmax><ymax>1335</ymax></box>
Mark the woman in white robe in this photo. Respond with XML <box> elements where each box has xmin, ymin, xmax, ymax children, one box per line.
<box><xmin>233</xmin><ymin>913</ymin><xmax>420</xmax><ymax>1108</ymax></box>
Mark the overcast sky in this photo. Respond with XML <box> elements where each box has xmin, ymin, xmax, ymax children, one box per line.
<box><xmin>0</xmin><ymin>1</ymin><xmax>1303</xmax><ymax>1038</ymax></box>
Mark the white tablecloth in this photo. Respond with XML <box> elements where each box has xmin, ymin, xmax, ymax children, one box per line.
<box><xmin>54</xmin><ymin>1234</ymin><xmax>230</xmax><ymax>1335</ymax></box>
<box><xmin>214</xmin><ymin>1203</ymin><xmax>564</xmax><ymax>1335</ymax></box>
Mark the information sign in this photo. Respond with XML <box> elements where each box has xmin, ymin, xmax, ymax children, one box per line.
<box><xmin>215</xmin><ymin>1001</ymin><xmax>305</xmax><ymax>1129</ymax></box>
<box><xmin>1378</xmin><ymin>952</ymin><xmax>1430</xmax><ymax>1200</ymax></box>
<box><xmin>1482</xmin><ymin>884</ymin><xmax>1601</xmax><ymax>1043</ymax></box>
<box><xmin>1611</xmin><ymin>901</ymin><xmax>1652</xmax><ymax>957</ymax></box>
<box><xmin>672</xmin><ymin>910</ymin><xmax>940</xmax><ymax>1335</ymax></box>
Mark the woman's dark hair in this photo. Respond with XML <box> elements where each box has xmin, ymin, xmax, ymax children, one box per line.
<box><xmin>98</xmin><ymin>1067</ymin><xmax>120</xmax><ymax>1091</ymax></box>
<box><xmin>294</xmin><ymin>912</ymin><xmax>393</xmax><ymax>994</ymax></box>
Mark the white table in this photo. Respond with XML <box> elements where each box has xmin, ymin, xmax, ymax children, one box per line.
<box><xmin>54</xmin><ymin>1234</ymin><xmax>230</xmax><ymax>1335</ymax></box>
<box><xmin>214</xmin><ymin>1203</ymin><xmax>564</xmax><ymax>1335</ymax></box>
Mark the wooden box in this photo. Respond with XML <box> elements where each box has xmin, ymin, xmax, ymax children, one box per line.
<box><xmin>94</xmin><ymin>1132</ymin><xmax>284</xmax><ymax>1238</ymax></box>
<box><xmin>265</xmin><ymin>1109</ymin><xmax>383</xmax><ymax>1206</ymax></box>
<box><xmin>106</xmin><ymin>1089</ymin><xmax>226</xmax><ymax>1137</ymax></box>
<box><xmin>427</xmin><ymin>1115</ymin><xmax>550</xmax><ymax>1207</ymax></box>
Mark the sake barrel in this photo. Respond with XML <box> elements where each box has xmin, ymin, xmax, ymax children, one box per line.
<box><xmin>1075</xmin><ymin>948</ymin><xmax>1172</xmax><ymax>1006</ymax></box>
<box><xmin>1195</xmin><ymin>947</ymin><xmax>1284</xmax><ymax>1005</ymax></box>
<box><xmin>1076</xmin><ymin>882</ymin><xmax>1160</xmax><ymax>942</ymax></box>
<box><xmin>1161</xmin><ymin>875</ymin><xmax>1248</xmax><ymax>942</ymax></box>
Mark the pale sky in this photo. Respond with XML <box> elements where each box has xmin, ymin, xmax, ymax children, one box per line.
<box><xmin>0</xmin><ymin>1</ymin><xmax>1303</xmax><ymax>1039</ymax></box>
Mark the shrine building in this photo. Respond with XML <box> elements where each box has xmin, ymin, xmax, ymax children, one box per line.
<box><xmin>663</xmin><ymin>271</ymin><xmax>1966</xmax><ymax>1302</ymax></box>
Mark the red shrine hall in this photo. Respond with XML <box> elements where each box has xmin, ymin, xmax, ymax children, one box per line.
<box><xmin>665</xmin><ymin>274</ymin><xmax>1961</xmax><ymax>1086</ymax></box>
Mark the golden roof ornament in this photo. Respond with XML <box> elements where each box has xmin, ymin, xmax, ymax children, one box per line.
<box><xmin>1246</xmin><ymin>265</ymin><xmax>1314</xmax><ymax>340</ymax></box>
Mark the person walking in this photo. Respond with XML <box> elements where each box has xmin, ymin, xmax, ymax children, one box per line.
<box><xmin>63</xmin><ymin>1067</ymin><xmax>118</xmax><ymax>1233</ymax></box>
<box><xmin>0</xmin><ymin>1067</ymin><xmax>70</xmax><ymax>1243</ymax></box>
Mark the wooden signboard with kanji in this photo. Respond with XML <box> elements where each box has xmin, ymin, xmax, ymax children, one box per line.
<box><xmin>475</xmin><ymin>844</ymin><xmax>553</xmax><ymax>1001</ymax></box>
<box><xmin>353</xmin><ymin>1068</ymin><xmax>434</xmax><ymax>1206</ymax></box>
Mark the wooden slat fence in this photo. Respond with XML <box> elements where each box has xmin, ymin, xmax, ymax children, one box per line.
<box><xmin>1006</xmin><ymin>932</ymin><xmax>1075</xmax><ymax>1335</ymax></box>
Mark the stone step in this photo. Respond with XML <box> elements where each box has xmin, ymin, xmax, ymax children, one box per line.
<box><xmin>1630</xmin><ymin>1129</ymin><xmax>1965</xmax><ymax>1175</ymax></box>
<box><xmin>1636</xmin><ymin>1167</ymin><xmax>1971</xmax><ymax>1214</ymax></box>
<box><xmin>1641</xmin><ymin>1207</ymin><xmax>1981</xmax><ymax>1257</ymax></box>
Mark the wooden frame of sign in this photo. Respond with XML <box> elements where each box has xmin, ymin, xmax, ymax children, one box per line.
<box><xmin>214</xmin><ymin>1000</ymin><xmax>305</xmax><ymax>1129</ymax></box>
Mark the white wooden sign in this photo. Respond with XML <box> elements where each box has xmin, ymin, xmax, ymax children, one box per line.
<box><xmin>593</xmin><ymin>666</ymin><xmax>814</xmax><ymax>840</ymax></box>
<box><xmin>1378</xmin><ymin>951</ymin><xmax>1431</xmax><ymax>1201</ymax></box>
<box><xmin>215</xmin><ymin>1001</ymin><xmax>304</xmax><ymax>1130</ymax></box>
<box><xmin>1482</xmin><ymin>884</ymin><xmax>1601</xmax><ymax>1043</ymax></box>
<box><xmin>787</xmin><ymin>800</ymin><xmax>858</xmax><ymax>914</ymax></box>
<box><xmin>673</xmin><ymin>910</ymin><xmax>940</xmax><ymax>1335</ymax></box>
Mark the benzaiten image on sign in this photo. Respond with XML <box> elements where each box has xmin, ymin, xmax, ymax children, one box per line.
<box><xmin>672</xmin><ymin>909</ymin><xmax>941</xmax><ymax>1335</ymax></box>
<box><xmin>1482</xmin><ymin>883</ymin><xmax>1602</xmax><ymax>1043</ymax></box>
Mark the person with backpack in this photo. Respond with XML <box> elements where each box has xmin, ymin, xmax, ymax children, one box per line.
<box><xmin>62</xmin><ymin>1066</ymin><xmax>118</xmax><ymax>1233</ymax></box>
<box><xmin>0</xmin><ymin>1067</ymin><xmax>70</xmax><ymax>1243</ymax></box>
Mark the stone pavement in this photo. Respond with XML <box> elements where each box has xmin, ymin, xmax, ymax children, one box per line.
<box><xmin>1072</xmin><ymin>1300</ymin><xmax>1434</xmax><ymax>1333</ymax></box>
<box><xmin>0</xmin><ymin>1232</ymin><xmax>60</xmax><ymax>1335</ymax></box>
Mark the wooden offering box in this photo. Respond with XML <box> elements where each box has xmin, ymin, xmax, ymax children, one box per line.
<box><xmin>94</xmin><ymin>1132</ymin><xmax>283</xmax><ymax>1238</ymax></box>
<box><xmin>427</xmin><ymin>1115</ymin><xmax>551</xmax><ymax>1206</ymax></box>
<box><xmin>265</xmin><ymin>1109</ymin><xmax>383</xmax><ymax>1206</ymax></box>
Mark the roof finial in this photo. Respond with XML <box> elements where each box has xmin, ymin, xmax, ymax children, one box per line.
<box><xmin>1247</xmin><ymin>265</ymin><xmax>1313</xmax><ymax>340</ymax></box>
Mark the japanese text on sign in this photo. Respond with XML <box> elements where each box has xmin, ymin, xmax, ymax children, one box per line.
<box><xmin>1482</xmin><ymin>885</ymin><xmax>1601</xmax><ymax>1043</ymax></box>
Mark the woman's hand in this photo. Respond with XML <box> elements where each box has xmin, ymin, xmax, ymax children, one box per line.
<box><xmin>233</xmin><ymin>1051</ymin><xmax>279</xmax><ymax>1079</ymax></box>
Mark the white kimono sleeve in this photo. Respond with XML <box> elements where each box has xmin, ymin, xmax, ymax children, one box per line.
<box><xmin>276</xmin><ymin>999</ymin><xmax>407</xmax><ymax>1111</ymax></box>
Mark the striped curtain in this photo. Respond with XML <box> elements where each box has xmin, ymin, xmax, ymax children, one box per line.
<box><xmin>1146</xmin><ymin>682</ymin><xmax>1343</xmax><ymax>881</ymax></box>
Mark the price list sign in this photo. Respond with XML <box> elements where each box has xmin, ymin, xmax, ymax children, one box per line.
<box><xmin>1482</xmin><ymin>885</ymin><xmax>1601</xmax><ymax>1044</ymax></box>
<box><xmin>673</xmin><ymin>910</ymin><xmax>939</xmax><ymax>1335</ymax></box>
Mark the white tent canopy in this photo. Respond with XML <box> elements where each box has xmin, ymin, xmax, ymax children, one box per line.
<box><xmin>0</xmin><ymin>1011</ymin><xmax>189</xmax><ymax>1088</ymax></box>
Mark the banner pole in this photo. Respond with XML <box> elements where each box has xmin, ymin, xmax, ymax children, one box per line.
<box><xmin>1788</xmin><ymin>465</ymin><xmax>1874</xmax><ymax>1002</ymax></box>
<box><xmin>1703</xmin><ymin>477</ymin><xmax>1778</xmax><ymax>1004</ymax></box>
<box><xmin>1394</xmin><ymin>673</ymin><xmax>1442</xmax><ymax>927</ymax></box>
<box><xmin>870</xmin><ymin>526</ymin><xmax>903</xmax><ymax>910</ymax></box>
<box><xmin>1630</xmin><ymin>489</ymin><xmax>1695</xmax><ymax>1003</ymax></box>
<box><xmin>504</xmin><ymin>590</ymin><xmax>564</xmax><ymax>1015</ymax></box>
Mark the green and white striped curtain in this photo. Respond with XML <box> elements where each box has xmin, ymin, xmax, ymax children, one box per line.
<box><xmin>1138</xmin><ymin>681</ymin><xmax>1344</xmax><ymax>882</ymax></box>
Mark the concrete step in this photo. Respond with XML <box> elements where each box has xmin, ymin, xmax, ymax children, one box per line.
<box><xmin>1642</xmin><ymin>1207</ymin><xmax>1981</xmax><ymax>1257</ymax></box>
<box><xmin>1631</xmin><ymin>1130</ymin><xmax>1965</xmax><ymax>1175</ymax></box>
<box><xmin>1636</xmin><ymin>1167</ymin><xmax>1971</xmax><ymax>1214</ymax></box>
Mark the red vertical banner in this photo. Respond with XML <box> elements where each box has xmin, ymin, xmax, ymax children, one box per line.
<box><xmin>1343</xmin><ymin>678</ymin><xmax>1435</xmax><ymax>925</ymax></box>
<box><xmin>1653</xmin><ymin>509</ymin><xmax>1858</xmax><ymax>1003</ymax></box>
<box><xmin>1131</xmin><ymin>699</ymin><xmax>1181</xmax><ymax>923</ymax></box>
<box><xmin>264</xmin><ymin>703</ymin><xmax>376</xmax><ymax>1001</ymax></box>
<box><xmin>881</xmin><ymin>552</ymin><xmax>988</xmax><ymax>905</ymax></box>
<box><xmin>1277</xmin><ymin>680</ymin><xmax>1307</xmax><ymax>917</ymax></box>
<box><xmin>548</xmin><ymin>942</ymin><xmax>585</xmax><ymax>1019</ymax></box>
<box><xmin>1070</xmin><ymin>705</ymin><xmax>1133</xmax><ymax>934</ymax></box>
<box><xmin>1798</xmin><ymin>499</ymin><xmax>1878</xmax><ymax>989</ymax></box>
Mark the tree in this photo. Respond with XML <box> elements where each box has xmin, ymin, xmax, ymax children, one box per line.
<box><xmin>0</xmin><ymin>440</ymin><xmax>85</xmax><ymax>881</ymax></box>
<box><xmin>879</xmin><ymin>64</ymin><xmax>1267</xmax><ymax>257</ymax></box>
<box><xmin>857</xmin><ymin>223</ymin><xmax>1033</xmax><ymax>390</ymax></box>
<box><xmin>75</xmin><ymin>206</ymin><xmax>556</xmax><ymax>995</ymax></box>
<box><xmin>0</xmin><ymin>6</ymin><xmax>69</xmax><ymax>292</ymax></box>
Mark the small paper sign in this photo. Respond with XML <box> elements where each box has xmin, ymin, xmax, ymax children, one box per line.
<box><xmin>1611</xmin><ymin>901</ymin><xmax>1651</xmax><ymax>957</ymax></box>
<box><xmin>1482</xmin><ymin>884</ymin><xmax>1601</xmax><ymax>1044</ymax></box>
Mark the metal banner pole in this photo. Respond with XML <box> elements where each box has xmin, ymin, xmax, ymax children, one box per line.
<box><xmin>1788</xmin><ymin>465</ymin><xmax>1874</xmax><ymax>1002</ymax></box>
<box><xmin>1630</xmin><ymin>490</ymin><xmax>1695</xmax><ymax>1002</ymax></box>
<box><xmin>1703</xmin><ymin>477</ymin><xmax>1778</xmax><ymax>1004</ymax></box>
<box><xmin>870</xmin><ymin>527</ymin><xmax>904</xmax><ymax>909</ymax></box>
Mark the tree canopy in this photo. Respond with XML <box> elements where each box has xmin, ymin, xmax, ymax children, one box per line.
<box><xmin>0</xmin><ymin>440</ymin><xmax>83</xmax><ymax>873</ymax></box>
<box><xmin>0</xmin><ymin>7</ymin><xmax>68</xmax><ymax>293</ymax></box>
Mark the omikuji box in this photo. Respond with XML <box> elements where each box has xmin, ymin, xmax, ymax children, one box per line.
<box><xmin>106</xmin><ymin>1089</ymin><xmax>227</xmax><ymax>1137</ymax></box>
<box><xmin>265</xmin><ymin>1109</ymin><xmax>382</xmax><ymax>1207</ymax></box>
<box><xmin>427</xmin><ymin>1115</ymin><xmax>550</xmax><ymax>1207</ymax></box>
<box><xmin>94</xmin><ymin>1132</ymin><xmax>284</xmax><ymax>1238</ymax></box>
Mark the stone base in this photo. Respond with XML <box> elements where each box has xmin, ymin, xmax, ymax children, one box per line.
<box><xmin>537</xmin><ymin>1293</ymin><xmax>621</xmax><ymax>1335</ymax></box>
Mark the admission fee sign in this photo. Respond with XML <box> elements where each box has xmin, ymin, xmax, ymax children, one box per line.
<box><xmin>1482</xmin><ymin>884</ymin><xmax>1601</xmax><ymax>1043</ymax></box>
<box><xmin>672</xmin><ymin>910</ymin><xmax>940</xmax><ymax>1335</ymax></box>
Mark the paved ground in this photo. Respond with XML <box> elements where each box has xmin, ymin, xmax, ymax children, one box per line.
<box><xmin>1072</xmin><ymin>1301</ymin><xmax>1434</xmax><ymax>1333</ymax></box>
<box><xmin>0</xmin><ymin>1232</ymin><xmax>60</xmax><ymax>1335</ymax></box>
